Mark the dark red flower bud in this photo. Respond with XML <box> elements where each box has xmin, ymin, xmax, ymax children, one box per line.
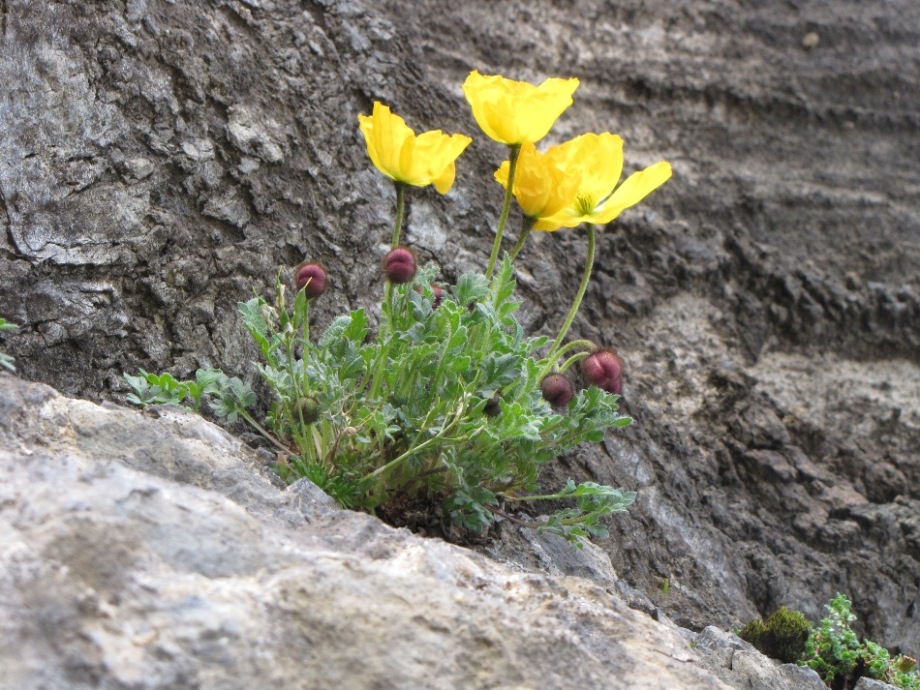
<box><xmin>383</xmin><ymin>247</ymin><xmax>416</xmax><ymax>284</ymax></box>
<box><xmin>414</xmin><ymin>283</ymin><xmax>444</xmax><ymax>308</ymax></box>
<box><xmin>294</xmin><ymin>262</ymin><xmax>328</xmax><ymax>298</ymax></box>
<box><xmin>541</xmin><ymin>373</ymin><xmax>574</xmax><ymax>408</ymax></box>
<box><xmin>581</xmin><ymin>349</ymin><xmax>623</xmax><ymax>395</ymax></box>
<box><xmin>431</xmin><ymin>285</ymin><xmax>444</xmax><ymax>309</ymax></box>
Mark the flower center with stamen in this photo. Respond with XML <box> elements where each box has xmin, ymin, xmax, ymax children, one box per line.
<box><xmin>576</xmin><ymin>194</ymin><xmax>596</xmax><ymax>217</ymax></box>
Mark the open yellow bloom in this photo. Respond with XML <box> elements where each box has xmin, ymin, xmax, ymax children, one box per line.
<box><xmin>540</xmin><ymin>133</ymin><xmax>672</xmax><ymax>228</ymax></box>
<box><xmin>358</xmin><ymin>102</ymin><xmax>472</xmax><ymax>194</ymax></box>
<box><xmin>494</xmin><ymin>142</ymin><xmax>581</xmax><ymax>230</ymax></box>
<box><xmin>463</xmin><ymin>70</ymin><xmax>579</xmax><ymax>146</ymax></box>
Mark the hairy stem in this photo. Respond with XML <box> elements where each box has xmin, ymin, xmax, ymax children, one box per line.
<box><xmin>540</xmin><ymin>223</ymin><xmax>596</xmax><ymax>379</ymax></box>
<box><xmin>367</xmin><ymin>400</ymin><xmax>465</xmax><ymax>479</ymax></box>
<box><xmin>240</xmin><ymin>410</ymin><xmax>290</xmax><ymax>453</ymax></box>
<box><xmin>391</xmin><ymin>182</ymin><xmax>407</xmax><ymax>248</ymax></box>
<box><xmin>508</xmin><ymin>216</ymin><xmax>535</xmax><ymax>264</ymax></box>
<box><xmin>486</xmin><ymin>144</ymin><xmax>520</xmax><ymax>279</ymax></box>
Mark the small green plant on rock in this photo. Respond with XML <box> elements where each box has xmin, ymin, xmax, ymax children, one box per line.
<box><xmin>800</xmin><ymin>593</ymin><xmax>920</xmax><ymax>690</ymax></box>
<box><xmin>125</xmin><ymin>71</ymin><xmax>675</xmax><ymax>545</ymax></box>
<box><xmin>0</xmin><ymin>317</ymin><xmax>17</xmax><ymax>372</ymax></box>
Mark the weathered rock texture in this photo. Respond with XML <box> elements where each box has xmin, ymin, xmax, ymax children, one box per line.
<box><xmin>690</xmin><ymin>626</ymin><xmax>827</xmax><ymax>690</ymax></box>
<box><xmin>1</xmin><ymin>373</ymin><xmax>737</xmax><ymax>689</ymax></box>
<box><xmin>1</xmin><ymin>0</ymin><xmax>919</xmax><ymax>661</ymax></box>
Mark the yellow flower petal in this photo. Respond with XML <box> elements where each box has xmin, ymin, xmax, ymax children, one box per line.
<box><xmin>558</xmin><ymin>133</ymin><xmax>624</xmax><ymax>211</ymax></box>
<box><xmin>591</xmin><ymin>161</ymin><xmax>672</xmax><ymax>224</ymax></box>
<box><xmin>433</xmin><ymin>161</ymin><xmax>456</xmax><ymax>195</ymax></box>
<box><xmin>536</xmin><ymin>134</ymin><xmax>671</xmax><ymax>228</ymax></box>
<box><xmin>463</xmin><ymin>70</ymin><xmax>579</xmax><ymax>145</ymax></box>
<box><xmin>495</xmin><ymin>142</ymin><xmax>581</xmax><ymax>223</ymax></box>
<box><xmin>532</xmin><ymin>217</ymin><xmax>566</xmax><ymax>232</ymax></box>
<box><xmin>358</xmin><ymin>102</ymin><xmax>472</xmax><ymax>193</ymax></box>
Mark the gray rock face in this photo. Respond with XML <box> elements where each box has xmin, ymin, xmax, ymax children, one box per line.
<box><xmin>690</xmin><ymin>626</ymin><xmax>827</xmax><ymax>690</ymax></box>
<box><xmin>854</xmin><ymin>678</ymin><xmax>900</xmax><ymax>690</ymax></box>
<box><xmin>2</xmin><ymin>0</ymin><xmax>919</xmax><ymax>659</ymax></box>
<box><xmin>1</xmin><ymin>373</ymin><xmax>737</xmax><ymax>690</ymax></box>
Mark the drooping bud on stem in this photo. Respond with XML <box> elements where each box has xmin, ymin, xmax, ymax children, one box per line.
<box><xmin>294</xmin><ymin>262</ymin><xmax>328</xmax><ymax>299</ymax></box>
<box><xmin>581</xmin><ymin>349</ymin><xmax>623</xmax><ymax>395</ymax></box>
<box><xmin>383</xmin><ymin>246</ymin><xmax>416</xmax><ymax>284</ymax></box>
<box><xmin>540</xmin><ymin>373</ymin><xmax>574</xmax><ymax>408</ymax></box>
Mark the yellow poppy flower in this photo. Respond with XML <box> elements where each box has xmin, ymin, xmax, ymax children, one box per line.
<box><xmin>494</xmin><ymin>142</ymin><xmax>582</xmax><ymax>230</ymax></box>
<box><xmin>541</xmin><ymin>133</ymin><xmax>672</xmax><ymax>228</ymax></box>
<box><xmin>358</xmin><ymin>102</ymin><xmax>472</xmax><ymax>194</ymax></box>
<box><xmin>463</xmin><ymin>70</ymin><xmax>579</xmax><ymax>146</ymax></box>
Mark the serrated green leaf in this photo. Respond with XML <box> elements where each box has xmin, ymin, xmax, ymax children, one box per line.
<box><xmin>453</xmin><ymin>272</ymin><xmax>490</xmax><ymax>306</ymax></box>
<box><xmin>343</xmin><ymin>309</ymin><xmax>369</xmax><ymax>342</ymax></box>
<box><xmin>195</xmin><ymin>368</ymin><xmax>225</xmax><ymax>393</ymax></box>
<box><xmin>238</xmin><ymin>297</ymin><xmax>273</xmax><ymax>357</ymax></box>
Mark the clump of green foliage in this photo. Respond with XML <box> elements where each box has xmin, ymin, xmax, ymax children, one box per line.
<box><xmin>800</xmin><ymin>593</ymin><xmax>920</xmax><ymax>690</ymax></box>
<box><xmin>0</xmin><ymin>317</ymin><xmax>17</xmax><ymax>372</ymax></box>
<box><xmin>740</xmin><ymin>606</ymin><xmax>811</xmax><ymax>664</ymax></box>
<box><xmin>126</xmin><ymin>260</ymin><xmax>636</xmax><ymax>545</ymax></box>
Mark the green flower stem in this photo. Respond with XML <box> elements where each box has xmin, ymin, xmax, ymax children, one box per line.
<box><xmin>320</xmin><ymin>421</ymin><xmax>351</xmax><ymax>467</ymax></box>
<box><xmin>376</xmin><ymin>181</ymin><xmax>407</xmax><ymax>348</ymax></box>
<box><xmin>370</xmin><ymin>278</ymin><xmax>412</xmax><ymax>400</ymax></box>
<box><xmin>239</xmin><ymin>409</ymin><xmax>290</xmax><ymax>454</ymax></box>
<box><xmin>539</xmin><ymin>223</ymin><xmax>596</xmax><ymax>379</ymax></box>
<box><xmin>285</xmin><ymin>332</ymin><xmax>301</xmax><ymax>398</ymax></box>
<box><xmin>372</xmin><ymin>272</ymin><xmax>400</xmax><ymax>397</ymax></box>
<box><xmin>486</xmin><ymin>144</ymin><xmax>521</xmax><ymax>279</ymax></box>
<box><xmin>508</xmin><ymin>216</ymin><xmax>535</xmax><ymax>264</ymax></box>
<box><xmin>368</xmin><ymin>323</ymin><xmax>393</xmax><ymax>400</ymax></box>
<box><xmin>500</xmin><ymin>489</ymin><xmax>570</xmax><ymax>502</ymax></box>
<box><xmin>289</xmin><ymin>292</ymin><xmax>310</xmax><ymax>376</ymax></box>
<box><xmin>558</xmin><ymin>351</ymin><xmax>590</xmax><ymax>374</ymax></box>
<box><xmin>391</xmin><ymin>181</ymin><xmax>407</xmax><ymax>248</ymax></box>
<box><xmin>401</xmin><ymin>404</ymin><xmax>444</xmax><ymax>456</ymax></box>
<box><xmin>366</xmin><ymin>399</ymin><xmax>466</xmax><ymax>480</ymax></box>
<box><xmin>544</xmin><ymin>338</ymin><xmax>595</xmax><ymax>366</ymax></box>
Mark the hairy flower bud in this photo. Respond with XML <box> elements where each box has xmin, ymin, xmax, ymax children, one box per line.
<box><xmin>296</xmin><ymin>396</ymin><xmax>321</xmax><ymax>424</ymax></box>
<box><xmin>581</xmin><ymin>349</ymin><xmax>623</xmax><ymax>395</ymax></box>
<box><xmin>383</xmin><ymin>247</ymin><xmax>416</xmax><ymax>284</ymax></box>
<box><xmin>540</xmin><ymin>373</ymin><xmax>574</xmax><ymax>408</ymax></box>
<box><xmin>294</xmin><ymin>262</ymin><xmax>328</xmax><ymax>298</ymax></box>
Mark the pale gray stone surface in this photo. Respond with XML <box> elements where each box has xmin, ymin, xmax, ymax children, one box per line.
<box><xmin>1</xmin><ymin>374</ymin><xmax>736</xmax><ymax>690</ymax></box>
<box><xmin>854</xmin><ymin>678</ymin><xmax>900</xmax><ymax>690</ymax></box>
<box><xmin>689</xmin><ymin>626</ymin><xmax>826</xmax><ymax>690</ymax></box>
